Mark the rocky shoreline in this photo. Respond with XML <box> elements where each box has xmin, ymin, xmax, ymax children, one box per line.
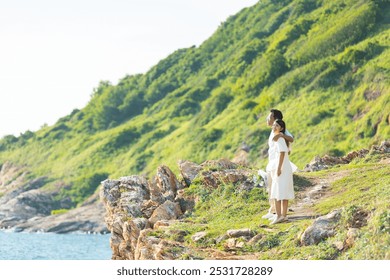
<box><xmin>99</xmin><ymin>141</ymin><xmax>389</xmax><ymax>260</ymax></box>
<box><xmin>100</xmin><ymin>159</ymin><xmax>259</xmax><ymax>260</ymax></box>
<box><xmin>0</xmin><ymin>141</ymin><xmax>388</xmax><ymax>240</ymax></box>
<box><xmin>0</xmin><ymin>194</ymin><xmax>108</xmax><ymax>234</ymax></box>
<box><xmin>0</xmin><ymin>162</ymin><xmax>108</xmax><ymax>234</ymax></box>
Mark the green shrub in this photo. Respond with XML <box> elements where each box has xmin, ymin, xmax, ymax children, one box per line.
<box><xmin>51</xmin><ymin>209</ymin><xmax>69</xmax><ymax>215</ymax></box>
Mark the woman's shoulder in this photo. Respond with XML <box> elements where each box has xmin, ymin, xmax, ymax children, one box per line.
<box><xmin>275</xmin><ymin>137</ymin><xmax>288</xmax><ymax>149</ymax></box>
<box><xmin>273</xmin><ymin>134</ymin><xmax>285</xmax><ymax>142</ymax></box>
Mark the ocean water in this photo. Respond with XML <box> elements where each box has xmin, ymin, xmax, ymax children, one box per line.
<box><xmin>0</xmin><ymin>231</ymin><xmax>112</xmax><ymax>260</ymax></box>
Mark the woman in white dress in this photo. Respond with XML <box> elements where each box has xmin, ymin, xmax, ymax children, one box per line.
<box><xmin>266</xmin><ymin>119</ymin><xmax>295</xmax><ymax>224</ymax></box>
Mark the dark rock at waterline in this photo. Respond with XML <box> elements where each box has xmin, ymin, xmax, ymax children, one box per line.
<box><xmin>17</xmin><ymin>192</ymin><xmax>109</xmax><ymax>234</ymax></box>
<box><xmin>0</xmin><ymin>162</ymin><xmax>107</xmax><ymax>234</ymax></box>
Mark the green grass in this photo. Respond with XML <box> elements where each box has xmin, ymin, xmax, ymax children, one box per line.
<box><xmin>51</xmin><ymin>209</ymin><xmax>69</xmax><ymax>215</ymax></box>
<box><xmin>314</xmin><ymin>164</ymin><xmax>389</xmax><ymax>213</ymax></box>
<box><xmin>0</xmin><ymin>0</ymin><xmax>389</xmax><ymax>209</ymax></box>
<box><xmin>168</xmin><ymin>158</ymin><xmax>389</xmax><ymax>259</ymax></box>
<box><xmin>169</xmin><ymin>181</ymin><xmax>270</xmax><ymax>248</ymax></box>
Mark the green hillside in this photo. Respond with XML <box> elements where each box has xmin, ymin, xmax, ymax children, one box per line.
<box><xmin>169</xmin><ymin>155</ymin><xmax>390</xmax><ymax>260</ymax></box>
<box><xmin>0</xmin><ymin>0</ymin><xmax>389</xmax><ymax>207</ymax></box>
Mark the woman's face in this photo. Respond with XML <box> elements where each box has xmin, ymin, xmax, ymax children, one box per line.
<box><xmin>272</xmin><ymin>121</ymin><xmax>283</xmax><ymax>133</ymax></box>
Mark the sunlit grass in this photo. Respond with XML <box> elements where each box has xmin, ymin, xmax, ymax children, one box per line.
<box><xmin>0</xmin><ymin>0</ymin><xmax>388</xmax><ymax>211</ymax></box>
<box><xmin>168</xmin><ymin>158</ymin><xmax>389</xmax><ymax>259</ymax></box>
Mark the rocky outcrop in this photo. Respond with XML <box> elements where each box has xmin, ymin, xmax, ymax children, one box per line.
<box><xmin>179</xmin><ymin>158</ymin><xmax>258</xmax><ymax>192</ymax></box>
<box><xmin>0</xmin><ymin>162</ymin><xmax>30</xmax><ymax>192</ymax></box>
<box><xmin>0</xmin><ymin>161</ymin><xmax>107</xmax><ymax>233</ymax></box>
<box><xmin>0</xmin><ymin>162</ymin><xmax>55</xmax><ymax>228</ymax></box>
<box><xmin>100</xmin><ymin>165</ymin><xmax>186</xmax><ymax>260</ymax></box>
<box><xmin>16</xmin><ymin>192</ymin><xmax>108</xmax><ymax>233</ymax></box>
<box><xmin>304</xmin><ymin>140</ymin><xmax>390</xmax><ymax>171</ymax></box>
<box><xmin>300</xmin><ymin>209</ymin><xmax>341</xmax><ymax>245</ymax></box>
<box><xmin>100</xmin><ymin>159</ymin><xmax>261</xmax><ymax>260</ymax></box>
<box><xmin>300</xmin><ymin>206</ymin><xmax>369</xmax><ymax>251</ymax></box>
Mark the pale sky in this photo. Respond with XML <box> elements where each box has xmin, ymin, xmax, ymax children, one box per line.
<box><xmin>0</xmin><ymin>0</ymin><xmax>258</xmax><ymax>138</ymax></box>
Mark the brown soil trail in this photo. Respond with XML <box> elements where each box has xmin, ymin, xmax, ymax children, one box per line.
<box><xmin>288</xmin><ymin>169</ymin><xmax>352</xmax><ymax>221</ymax></box>
<box><xmin>197</xmin><ymin>170</ymin><xmax>353</xmax><ymax>260</ymax></box>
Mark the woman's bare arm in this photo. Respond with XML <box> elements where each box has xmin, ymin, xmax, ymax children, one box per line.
<box><xmin>277</xmin><ymin>152</ymin><xmax>285</xmax><ymax>176</ymax></box>
<box><xmin>273</xmin><ymin>133</ymin><xmax>294</xmax><ymax>143</ymax></box>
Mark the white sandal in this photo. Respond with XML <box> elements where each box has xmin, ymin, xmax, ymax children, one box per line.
<box><xmin>262</xmin><ymin>212</ymin><xmax>275</xmax><ymax>219</ymax></box>
<box><xmin>270</xmin><ymin>216</ymin><xmax>284</xmax><ymax>225</ymax></box>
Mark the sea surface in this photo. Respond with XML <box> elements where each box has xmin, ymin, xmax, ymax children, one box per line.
<box><xmin>0</xmin><ymin>231</ymin><xmax>112</xmax><ymax>260</ymax></box>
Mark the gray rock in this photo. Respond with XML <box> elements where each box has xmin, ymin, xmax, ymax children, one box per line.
<box><xmin>345</xmin><ymin>227</ymin><xmax>360</xmax><ymax>248</ymax></box>
<box><xmin>100</xmin><ymin>164</ymin><xmax>187</xmax><ymax>259</ymax></box>
<box><xmin>192</xmin><ymin>231</ymin><xmax>207</xmax><ymax>242</ymax></box>
<box><xmin>215</xmin><ymin>234</ymin><xmax>229</xmax><ymax>244</ymax></box>
<box><xmin>227</xmin><ymin>228</ymin><xmax>255</xmax><ymax>238</ymax></box>
<box><xmin>149</xmin><ymin>201</ymin><xmax>182</xmax><ymax>226</ymax></box>
<box><xmin>0</xmin><ymin>176</ymin><xmax>74</xmax><ymax>230</ymax></box>
<box><xmin>100</xmin><ymin>159</ymin><xmax>268</xmax><ymax>259</ymax></box>
<box><xmin>178</xmin><ymin>160</ymin><xmax>202</xmax><ymax>186</ymax></box>
<box><xmin>155</xmin><ymin>165</ymin><xmax>184</xmax><ymax>201</ymax></box>
<box><xmin>18</xmin><ymin>192</ymin><xmax>108</xmax><ymax>233</ymax></box>
<box><xmin>333</xmin><ymin>241</ymin><xmax>344</xmax><ymax>251</ymax></box>
<box><xmin>248</xmin><ymin>234</ymin><xmax>264</xmax><ymax>245</ymax></box>
<box><xmin>0</xmin><ymin>161</ymin><xmax>106</xmax><ymax>233</ymax></box>
<box><xmin>301</xmin><ymin>209</ymin><xmax>341</xmax><ymax>246</ymax></box>
<box><xmin>224</xmin><ymin>238</ymin><xmax>245</xmax><ymax>250</ymax></box>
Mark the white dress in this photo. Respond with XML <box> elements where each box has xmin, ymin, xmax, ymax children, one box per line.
<box><xmin>266</xmin><ymin>137</ymin><xmax>295</xmax><ymax>200</ymax></box>
<box><xmin>265</xmin><ymin>130</ymin><xmax>297</xmax><ymax>191</ymax></box>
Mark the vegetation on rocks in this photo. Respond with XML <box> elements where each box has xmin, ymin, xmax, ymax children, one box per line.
<box><xmin>0</xmin><ymin>0</ymin><xmax>389</xmax><ymax>228</ymax></box>
<box><xmin>152</xmin><ymin>149</ymin><xmax>389</xmax><ymax>260</ymax></box>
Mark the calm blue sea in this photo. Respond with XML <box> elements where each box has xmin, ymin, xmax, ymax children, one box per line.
<box><xmin>0</xmin><ymin>231</ymin><xmax>112</xmax><ymax>260</ymax></box>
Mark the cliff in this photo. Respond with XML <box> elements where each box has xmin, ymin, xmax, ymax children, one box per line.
<box><xmin>100</xmin><ymin>141</ymin><xmax>390</xmax><ymax>260</ymax></box>
<box><xmin>1</xmin><ymin>0</ymin><xmax>389</xmax><ymax>215</ymax></box>
<box><xmin>99</xmin><ymin>159</ymin><xmax>257</xmax><ymax>259</ymax></box>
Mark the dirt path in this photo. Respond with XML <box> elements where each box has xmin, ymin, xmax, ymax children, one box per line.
<box><xmin>288</xmin><ymin>170</ymin><xmax>351</xmax><ymax>221</ymax></box>
<box><xmin>195</xmin><ymin>169</ymin><xmax>353</xmax><ymax>259</ymax></box>
<box><xmin>197</xmin><ymin>170</ymin><xmax>351</xmax><ymax>259</ymax></box>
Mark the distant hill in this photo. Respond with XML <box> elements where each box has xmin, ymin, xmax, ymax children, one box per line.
<box><xmin>0</xmin><ymin>0</ymin><xmax>389</xmax><ymax>209</ymax></box>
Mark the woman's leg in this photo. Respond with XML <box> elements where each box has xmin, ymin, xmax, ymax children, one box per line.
<box><xmin>264</xmin><ymin>171</ymin><xmax>277</xmax><ymax>219</ymax></box>
<box><xmin>270</xmin><ymin>200</ymin><xmax>284</xmax><ymax>224</ymax></box>
<box><xmin>267</xmin><ymin>172</ymin><xmax>275</xmax><ymax>214</ymax></box>
<box><xmin>282</xmin><ymin>200</ymin><xmax>288</xmax><ymax>217</ymax></box>
<box><xmin>275</xmin><ymin>200</ymin><xmax>282</xmax><ymax>217</ymax></box>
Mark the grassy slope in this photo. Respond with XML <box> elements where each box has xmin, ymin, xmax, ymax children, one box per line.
<box><xmin>0</xmin><ymin>0</ymin><xmax>389</xmax><ymax>206</ymax></box>
<box><xmin>170</xmin><ymin>154</ymin><xmax>390</xmax><ymax>260</ymax></box>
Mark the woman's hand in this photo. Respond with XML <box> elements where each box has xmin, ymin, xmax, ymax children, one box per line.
<box><xmin>272</xmin><ymin>133</ymin><xmax>283</xmax><ymax>142</ymax></box>
<box><xmin>277</xmin><ymin>168</ymin><xmax>282</xmax><ymax>176</ymax></box>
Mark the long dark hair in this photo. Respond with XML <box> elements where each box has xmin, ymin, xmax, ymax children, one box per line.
<box><xmin>275</xmin><ymin>119</ymin><xmax>286</xmax><ymax>133</ymax></box>
<box><xmin>275</xmin><ymin>119</ymin><xmax>289</xmax><ymax>147</ymax></box>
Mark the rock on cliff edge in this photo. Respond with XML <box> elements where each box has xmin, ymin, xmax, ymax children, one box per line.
<box><xmin>99</xmin><ymin>159</ymin><xmax>258</xmax><ymax>260</ymax></box>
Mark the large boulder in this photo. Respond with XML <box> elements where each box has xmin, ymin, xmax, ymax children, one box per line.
<box><xmin>301</xmin><ymin>209</ymin><xmax>341</xmax><ymax>246</ymax></box>
<box><xmin>149</xmin><ymin>201</ymin><xmax>182</xmax><ymax>226</ymax></box>
<box><xmin>100</xmin><ymin>158</ymin><xmax>262</xmax><ymax>260</ymax></box>
<box><xmin>100</xmin><ymin>165</ymin><xmax>186</xmax><ymax>260</ymax></box>
<box><xmin>178</xmin><ymin>160</ymin><xmax>202</xmax><ymax>186</ymax></box>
